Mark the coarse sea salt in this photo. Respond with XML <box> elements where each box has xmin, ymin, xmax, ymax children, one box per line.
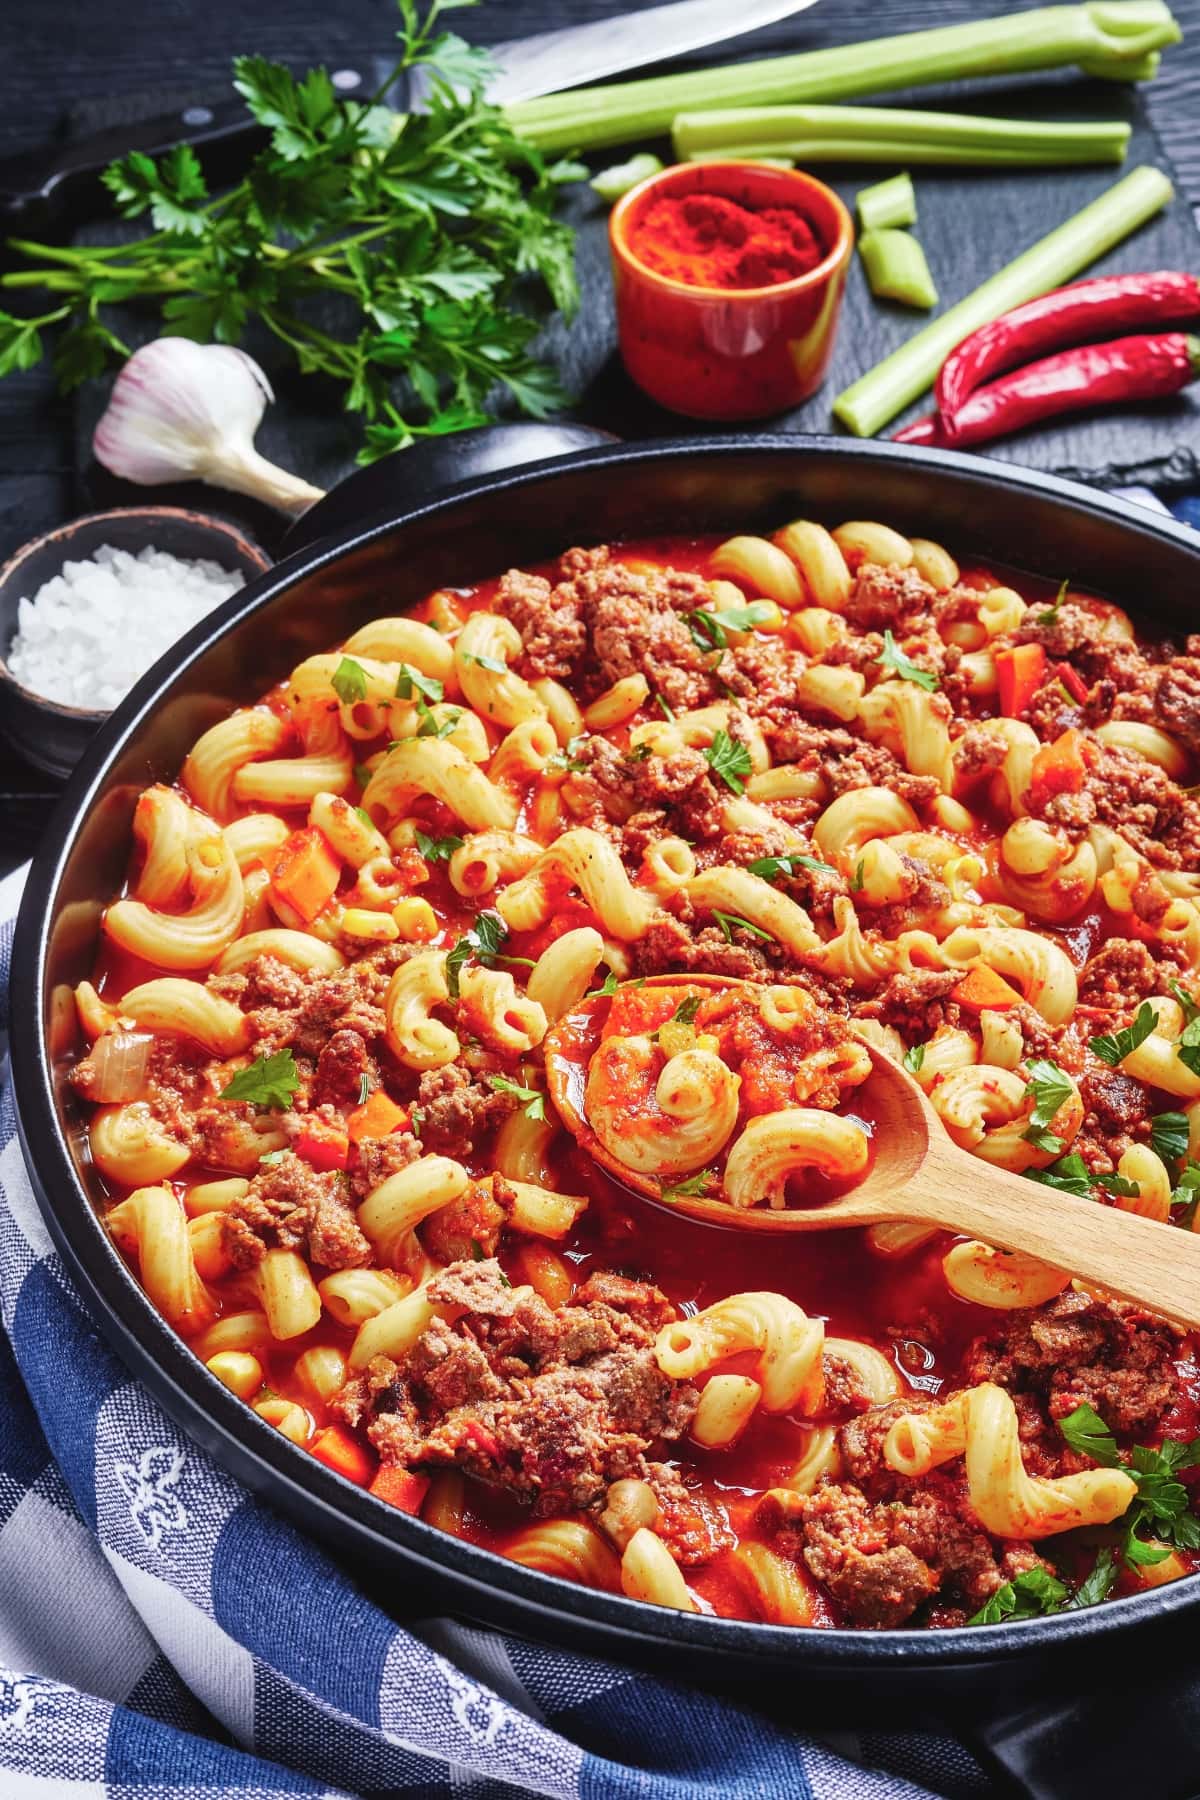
<box><xmin>7</xmin><ymin>542</ymin><xmax>245</xmax><ymax>712</ymax></box>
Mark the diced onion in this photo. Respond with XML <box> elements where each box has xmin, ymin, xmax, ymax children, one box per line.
<box><xmin>86</xmin><ymin>1031</ymin><xmax>153</xmax><ymax>1102</ymax></box>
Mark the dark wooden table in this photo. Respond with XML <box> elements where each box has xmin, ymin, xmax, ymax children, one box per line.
<box><xmin>2</xmin><ymin>0</ymin><xmax>1199</xmax><ymax>877</ymax></box>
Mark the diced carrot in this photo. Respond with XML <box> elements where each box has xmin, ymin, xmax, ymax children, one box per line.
<box><xmin>1030</xmin><ymin>726</ymin><xmax>1090</xmax><ymax>798</ymax></box>
<box><xmin>369</xmin><ymin>1466</ymin><xmax>431</xmax><ymax>1515</ymax></box>
<box><xmin>294</xmin><ymin>1121</ymin><xmax>350</xmax><ymax>1171</ymax></box>
<box><xmin>994</xmin><ymin>643</ymin><xmax>1046</xmax><ymax>717</ymax></box>
<box><xmin>1053</xmin><ymin>660</ymin><xmax>1089</xmax><ymax>705</ymax></box>
<box><xmin>310</xmin><ymin>1424</ymin><xmax>376</xmax><ymax>1487</ymax></box>
<box><xmin>346</xmin><ymin>1090</ymin><xmax>409</xmax><ymax>1143</ymax></box>
<box><xmin>951</xmin><ymin>965</ymin><xmax>1024</xmax><ymax>1011</ymax></box>
<box><xmin>270</xmin><ymin>827</ymin><xmax>341</xmax><ymax>923</ymax></box>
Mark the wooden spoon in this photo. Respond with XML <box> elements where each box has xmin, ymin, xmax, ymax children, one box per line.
<box><xmin>544</xmin><ymin>975</ymin><xmax>1200</xmax><ymax>1327</ymax></box>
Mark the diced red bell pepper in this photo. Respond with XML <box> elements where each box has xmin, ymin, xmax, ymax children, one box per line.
<box><xmin>294</xmin><ymin>1121</ymin><xmax>350</xmax><ymax>1171</ymax></box>
<box><xmin>995</xmin><ymin>643</ymin><xmax>1046</xmax><ymax>717</ymax></box>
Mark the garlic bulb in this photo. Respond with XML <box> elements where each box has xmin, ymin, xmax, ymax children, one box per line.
<box><xmin>93</xmin><ymin>338</ymin><xmax>325</xmax><ymax>516</ymax></box>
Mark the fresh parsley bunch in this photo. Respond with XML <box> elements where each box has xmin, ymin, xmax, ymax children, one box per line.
<box><xmin>0</xmin><ymin>0</ymin><xmax>582</xmax><ymax>462</ymax></box>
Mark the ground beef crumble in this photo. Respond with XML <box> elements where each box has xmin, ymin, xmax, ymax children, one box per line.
<box><xmin>332</xmin><ymin>1258</ymin><xmax>698</xmax><ymax>1516</ymax></box>
<box><xmin>223</xmin><ymin>1150</ymin><xmax>372</xmax><ymax>1271</ymax></box>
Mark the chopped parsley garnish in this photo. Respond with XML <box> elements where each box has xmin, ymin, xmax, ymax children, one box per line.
<box><xmin>357</xmin><ymin>1072</ymin><xmax>373</xmax><ymax>1106</ymax></box>
<box><xmin>1094</xmin><ymin>1171</ymin><xmax>1141</xmax><ymax>1198</ymax></box>
<box><xmin>464</xmin><ymin>650</ymin><xmax>507</xmax><ymax>674</ymax></box>
<box><xmin>703</xmin><ymin>729</ymin><xmax>753</xmax><ymax>795</ymax></box>
<box><xmin>354</xmin><ymin>806</ymin><xmax>374</xmax><ymax>829</ymax></box>
<box><xmin>353</xmin><ymin>761</ymin><xmax>374</xmax><ymax>789</ymax></box>
<box><xmin>1022</xmin><ymin>1058</ymin><xmax>1072</xmax><ymax>1155</ymax></box>
<box><xmin>712</xmin><ymin>910</ymin><xmax>773</xmax><ymax>945</ymax></box>
<box><xmin>968</xmin><ymin>1565</ymin><xmax>1068</xmax><ymax>1626</ymax></box>
<box><xmin>415</xmin><ymin>829</ymin><xmax>464</xmax><ymax>864</ymax></box>
<box><xmin>1024</xmin><ymin>1152</ymin><xmax>1093</xmax><ymax>1197</ymax></box>
<box><xmin>902</xmin><ymin>1043</ymin><xmax>926</xmax><ymax>1075</ymax></box>
<box><xmin>654</xmin><ymin>694</ymin><xmax>676</xmax><ymax>723</ymax></box>
<box><xmin>747</xmin><ymin>852</ymin><xmax>836</xmax><ymax>882</ymax></box>
<box><xmin>1058</xmin><ymin>1402</ymin><xmax>1200</xmax><ymax>1565</ymax></box>
<box><xmin>1170</xmin><ymin>1161</ymin><xmax>1200</xmax><ymax>1229</ymax></box>
<box><xmin>652</xmin><ymin>994</ymin><xmax>701</xmax><ymax>1039</ymax></box>
<box><xmin>1151</xmin><ymin>1110</ymin><xmax>1190</xmax><ymax>1166</ymax></box>
<box><xmin>1035</xmin><ymin>576</ymin><xmax>1070</xmax><ymax>627</ymax></box>
<box><xmin>850</xmin><ymin>858</ymin><xmax>866</xmax><ymax>892</ymax></box>
<box><xmin>1170</xmin><ymin>979</ymin><xmax>1200</xmax><ymax>1025</ymax></box>
<box><xmin>220</xmin><ymin>1049</ymin><xmax>299</xmax><ymax>1112</ymax></box>
<box><xmin>487</xmin><ymin>1073</ymin><xmax>546</xmax><ymax>1122</ymax></box>
<box><xmin>1089</xmin><ymin>1001</ymin><xmax>1156</xmax><ymax>1068</ymax></box>
<box><xmin>876</xmin><ymin>629</ymin><xmax>939</xmax><ymax>692</ymax></box>
<box><xmin>444</xmin><ymin>911</ymin><xmax>533</xmax><ymax>999</ymax></box>
<box><xmin>416</xmin><ymin>698</ymin><xmax>462</xmax><ymax>739</ymax></box>
<box><xmin>687</xmin><ymin>602</ymin><xmax>774</xmax><ymax>652</ymax></box>
<box><xmin>547</xmin><ymin>732</ymin><xmax>588</xmax><ymax>773</ymax></box>
<box><xmin>661</xmin><ymin>1169</ymin><xmax>717</xmax><ymax>1200</ymax></box>
<box><xmin>395</xmin><ymin>665</ymin><xmax>444</xmax><ymax>704</ymax></box>
<box><xmin>1067</xmin><ymin>1547</ymin><xmax>1119</xmax><ymax>1610</ymax></box>
<box><xmin>331</xmin><ymin>656</ymin><xmax>368</xmax><ymax>706</ymax></box>
<box><xmin>1176</xmin><ymin>1016</ymin><xmax>1200</xmax><ymax>1082</ymax></box>
<box><xmin>470</xmin><ymin>1238</ymin><xmax>485</xmax><ymax>1261</ymax></box>
<box><xmin>587</xmin><ymin>970</ymin><xmax>621</xmax><ymax>999</ymax></box>
<box><xmin>258</xmin><ymin>1148</ymin><xmax>289</xmax><ymax>1165</ymax></box>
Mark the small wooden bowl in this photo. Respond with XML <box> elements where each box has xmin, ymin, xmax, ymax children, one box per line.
<box><xmin>0</xmin><ymin>507</ymin><xmax>269</xmax><ymax>780</ymax></box>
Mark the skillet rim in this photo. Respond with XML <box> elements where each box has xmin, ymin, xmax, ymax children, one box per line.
<box><xmin>12</xmin><ymin>431</ymin><xmax>1200</xmax><ymax>1671</ymax></box>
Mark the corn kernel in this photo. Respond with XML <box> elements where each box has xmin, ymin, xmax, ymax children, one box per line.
<box><xmin>658</xmin><ymin>1020</ymin><xmax>696</xmax><ymax>1059</ymax></box>
<box><xmin>206</xmin><ymin>1351</ymin><xmax>263</xmax><ymax>1400</ymax></box>
<box><xmin>341</xmin><ymin>907</ymin><xmax>399</xmax><ymax>943</ymax></box>
<box><xmin>392</xmin><ymin>896</ymin><xmax>438</xmax><ymax>941</ymax></box>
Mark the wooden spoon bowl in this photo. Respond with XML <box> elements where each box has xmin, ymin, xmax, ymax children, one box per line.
<box><xmin>543</xmin><ymin>974</ymin><xmax>1200</xmax><ymax>1326</ymax></box>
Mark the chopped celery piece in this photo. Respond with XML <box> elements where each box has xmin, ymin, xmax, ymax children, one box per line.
<box><xmin>589</xmin><ymin>153</ymin><xmax>664</xmax><ymax>204</ymax></box>
<box><xmin>833</xmin><ymin>163</ymin><xmax>1174</xmax><ymax>437</ymax></box>
<box><xmin>857</xmin><ymin>173</ymin><xmax>917</xmax><ymax>232</ymax></box>
<box><xmin>859</xmin><ymin>230</ymin><xmax>938</xmax><ymax>309</ymax></box>
<box><xmin>671</xmin><ymin>106</ymin><xmax>1131</xmax><ymax>167</ymax></box>
<box><xmin>505</xmin><ymin>3</ymin><xmax>1180</xmax><ymax>155</ymax></box>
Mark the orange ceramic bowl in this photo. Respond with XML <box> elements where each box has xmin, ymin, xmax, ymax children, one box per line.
<box><xmin>609</xmin><ymin>160</ymin><xmax>854</xmax><ymax>421</ymax></box>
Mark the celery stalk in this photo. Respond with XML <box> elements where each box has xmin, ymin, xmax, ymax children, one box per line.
<box><xmin>672</xmin><ymin>106</ymin><xmax>1131</xmax><ymax>166</ymax></box>
<box><xmin>857</xmin><ymin>174</ymin><xmax>917</xmax><ymax>232</ymax></box>
<box><xmin>833</xmin><ymin>163</ymin><xmax>1174</xmax><ymax>437</ymax></box>
<box><xmin>859</xmin><ymin>230</ymin><xmax>939</xmax><ymax>309</ymax></box>
<box><xmin>504</xmin><ymin>3</ymin><xmax>1180</xmax><ymax>155</ymax></box>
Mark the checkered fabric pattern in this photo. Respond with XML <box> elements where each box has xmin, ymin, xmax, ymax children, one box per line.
<box><xmin>0</xmin><ymin>860</ymin><xmax>1005</xmax><ymax>1799</ymax></box>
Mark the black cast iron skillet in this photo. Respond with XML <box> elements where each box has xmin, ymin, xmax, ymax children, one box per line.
<box><xmin>12</xmin><ymin>434</ymin><xmax>1200</xmax><ymax>1799</ymax></box>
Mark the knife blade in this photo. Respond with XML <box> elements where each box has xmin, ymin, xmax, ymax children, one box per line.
<box><xmin>0</xmin><ymin>0</ymin><xmax>820</xmax><ymax>234</ymax></box>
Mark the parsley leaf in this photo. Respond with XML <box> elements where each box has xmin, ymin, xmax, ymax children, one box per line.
<box><xmin>1025</xmin><ymin>1152</ymin><xmax>1093</xmax><ymax>1197</ymax></box>
<box><xmin>1067</xmin><ymin>1547</ymin><xmax>1119</xmax><ymax>1610</ymax></box>
<box><xmin>464</xmin><ymin>650</ymin><xmax>507</xmax><ymax>674</ymax></box>
<box><xmin>1171</xmin><ymin>1161</ymin><xmax>1200</xmax><ymax>1229</ymax></box>
<box><xmin>851</xmin><ymin>858</ymin><xmax>866</xmax><ymax>893</ymax></box>
<box><xmin>220</xmin><ymin>1049</ymin><xmax>300</xmax><ymax>1112</ymax></box>
<box><xmin>1089</xmin><ymin>1001</ymin><xmax>1157</xmax><ymax>1068</ymax></box>
<box><xmin>1022</xmin><ymin>1058</ymin><xmax>1072</xmax><ymax>1154</ymax></box>
<box><xmin>1170</xmin><ymin>979</ymin><xmax>1200</xmax><ymax>1025</ymax></box>
<box><xmin>587</xmin><ymin>971</ymin><xmax>620</xmax><ymax>999</ymax></box>
<box><xmin>661</xmin><ymin>1169</ymin><xmax>717</xmax><ymax>1200</ymax></box>
<box><xmin>654</xmin><ymin>694</ymin><xmax>676</xmax><ymax>723</ymax></box>
<box><xmin>712</xmin><ymin>910</ymin><xmax>774</xmax><ymax>945</ymax></box>
<box><xmin>703</xmin><ymin>729</ymin><xmax>753</xmax><ymax>795</ymax></box>
<box><xmin>395</xmin><ymin>666</ymin><xmax>444</xmax><ymax>704</ymax></box>
<box><xmin>331</xmin><ymin>656</ymin><xmax>368</xmax><ymax>706</ymax></box>
<box><xmin>747</xmin><ymin>853</ymin><xmax>836</xmax><ymax>882</ymax></box>
<box><xmin>487</xmin><ymin>1074</ymin><xmax>546</xmax><ymax>1122</ymax></box>
<box><xmin>903</xmin><ymin>1043</ymin><xmax>926</xmax><ymax>1075</ymax></box>
<box><xmin>444</xmin><ymin>910</ymin><xmax>531</xmax><ymax>998</ymax></box>
<box><xmin>1095</xmin><ymin>1171</ymin><xmax>1141</xmax><ymax>1198</ymax></box>
<box><xmin>415</xmin><ymin>828</ymin><xmax>463</xmax><ymax>864</ymax></box>
<box><xmin>877</xmin><ymin>629</ymin><xmax>939</xmax><ymax>692</ymax></box>
<box><xmin>353</xmin><ymin>761</ymin><xmax>375</xmax><ymax>789</ymax></box>
<box><xmin>1151</xmin><ymin>1110</ymin><xmax>1190</xmax><ymax>1166</ymax></box>
<box><xmin>416</xmin><ymin>698</ymin><xmax>462</xmax><ymax>738</ymax></box>
<box><xmin>968</xmin><ymin>1566</ymin><xmax>1068</xmax><ymax>1626</ymax></box>
<box><xmin>1176</xmin><ymin>1016</ymin><xmax>1200</xmax><ymax>1082</ymax></box>
<box><xmin>1023</xmin><ymin>1124</ymin><xmax>1067</xmax><ymax>1156</ymax></box>
<box><xmin>1058</xmin><ymin>1403</ymin><xmax>1123</xmax><ymax>1467</ymax></box>
<box><xmin>687</xmin><ymin>602</ymin><xmax>774</xmax><ymax>652</ymax></box>
<box><xmin>672</xmin><ymin>995</ymin><xmax>701</xmax><ymax>1026</ymax></box>
<box><xmin>1035</xmin><ymin>577</ymin><xmax>1070</xmax><ymax>627</ymax></box>
<box><xmin>357</xmin><ymin>1072</ymin><xmax>373</xmax><ymax>1106</ymax></box>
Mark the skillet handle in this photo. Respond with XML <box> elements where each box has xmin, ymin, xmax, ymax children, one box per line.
<box><xmin>281</xmin><ymin>422</ymin><xmax>621</xmax><ymax>554</ymax></box>
<box><xmin>973</xmin><ymin>1664</ymin><xmax>1200</xmax><ymax>1799</ymax></box>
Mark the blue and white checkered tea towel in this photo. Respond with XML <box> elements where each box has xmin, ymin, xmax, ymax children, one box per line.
<box><xmin>0</xmin><ymin>861</ymin><xmax>994</xmax><ymax>1800</ymax></box>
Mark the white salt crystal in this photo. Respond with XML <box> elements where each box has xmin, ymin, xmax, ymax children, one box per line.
<box><xmin>6</xmin><ymin>542</ymin><xmax>246</xmax><ymax>712</ymax></box>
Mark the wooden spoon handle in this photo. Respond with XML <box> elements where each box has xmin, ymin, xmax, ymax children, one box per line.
<box><xmin>914</xmin><ymin>1145</ymin><xmax>1200</xmax><ymax>1326</ymax></box>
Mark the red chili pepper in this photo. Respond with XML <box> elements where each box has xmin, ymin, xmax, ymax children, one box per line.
<box><xmin>935</xmin><ymin>271</ymin><xmax>1200</xmax><ymax>429</ymax></box>
<box><xmin>896</xmin><ymin>332</ymin><xmax>1200</xmax><ymax>450</ymax></box>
